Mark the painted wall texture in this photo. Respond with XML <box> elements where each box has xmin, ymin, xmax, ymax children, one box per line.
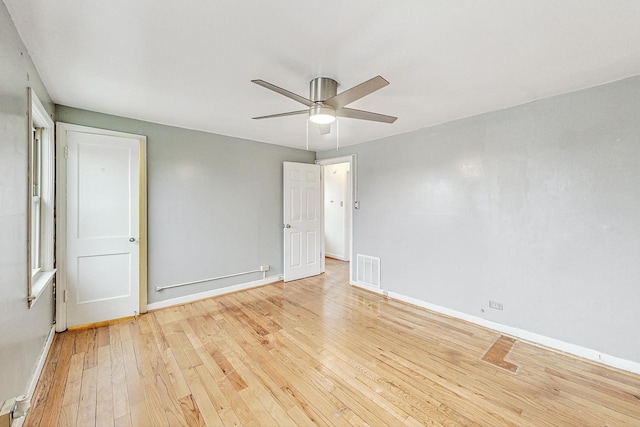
<box><xmin>0</xmin><ymin>1</ymin><xmax>55</xmax><ymax>401</ymax></box>
<box><xmin>55</xmin><ymin>106</ymin><xmax>315</xmax><ymax>304</ymax></box>
<box><xmin>317</xmin><ymin>75</ymin><xmax>640</xmax><ymax>364</ymax></box>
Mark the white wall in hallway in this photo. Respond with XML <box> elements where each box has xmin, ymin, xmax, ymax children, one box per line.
<box><xmin>324</xmin><ymin>162</ymin><xmax>351</xmax><ymax>261</ymax></box>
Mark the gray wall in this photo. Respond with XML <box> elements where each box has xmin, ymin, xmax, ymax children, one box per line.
<box><xmin>0</xmin><ymin>1</ymin><xmax>55</xmax><ymax>400</ymax></box>
<box><xmin>56</xmin><ymin>106</ymin><xmax>315</xmax><ymax>303</ymax></box>
<box><xmin>317</xmin><ymin>75</ymin><xmax>640</xmax><ymax>363</ymax></box>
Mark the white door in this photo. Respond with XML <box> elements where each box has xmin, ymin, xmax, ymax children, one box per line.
<box><xmin>60</xmin><ymin>124</ymin><xmax>145</xmax><ymax>328</ymax></box>
<box><xmin>283</xmin><ymin>162</ymin><xmax>322</xmax><ymax>282</ymax></box>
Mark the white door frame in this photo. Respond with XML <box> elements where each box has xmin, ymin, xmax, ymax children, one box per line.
<box><xmin>55</xmin><ymin>123</ymin><xmax>147</xmax><ymax>332</ymax></box>
<box><xmin>317</xmin><ymin>154</ymin><xmax>357</xmax><ymax>284</ymax></box>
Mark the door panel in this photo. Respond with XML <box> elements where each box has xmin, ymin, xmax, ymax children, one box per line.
<box><xmin>284</xmin><ymin>162</ymin><xmax>322</xmax><ymax>281</ymax></box>
<box><xmin>77</xmin><ymin>142</ymin><xmax>132</xmax><ymax>237</ymax></box>
<box><xmin>306</xmin><ymin>231</ymin><xmax>317</xmax><ymax>263</ymax></box>
<box><xmin>65</xmin><ymin>128</ymin><xmax>142</xmax><ymax>327</ymax></box>
<box><xmin>77</xmin><ymin>253</ymin><xmax>131</xmax><ymax>302</ymax></box>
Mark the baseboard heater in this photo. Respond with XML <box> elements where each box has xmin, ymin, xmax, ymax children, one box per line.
<box><xmin>156</xmin><ymin>265</ymin><xmax>270</xmax><ymax>291</ymax></box>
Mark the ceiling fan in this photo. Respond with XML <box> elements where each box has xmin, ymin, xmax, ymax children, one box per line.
<box><xmin>251</xmin><ymin>75</ymin><xmax>397</xmax><ymax>134</ymax></box>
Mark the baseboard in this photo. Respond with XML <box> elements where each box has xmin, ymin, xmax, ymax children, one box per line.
<box><xmin>350</xmin><ymin>282</ymin><xmax>640</xmax><ymax>375</ymax></box>
<box><xmin>28</xmin><ymin>326</ymin><xmax>55</xmax><ymax>399</ymax></box>
<box><xmin>326</xmin><ymin>253</ymin><xmax>349</xmax><ymax>262</ymax></box>
<box><xmin>9</xmin><ymin>325</ymin><xmax>56</xmax><ymax>427</ymax></box>
<box><xmin>350</xmin><ymin>280</ymin><xmax>384</xmax><ymax>295</ymax></box>
<box><xmin>147</xmin><ymin>274</ymin><xmax>283</xmax><ymax>311</ymax></box>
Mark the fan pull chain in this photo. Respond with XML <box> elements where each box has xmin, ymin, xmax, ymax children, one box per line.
<box><xmin>336</xmin><ymin>118</ymin><xmax>340</xmax><ymax>151</ymax></box>
<box><xmin>306</xmin><ymin>118</ymin><xmax>309</xmax><ymax>151</ymax></box>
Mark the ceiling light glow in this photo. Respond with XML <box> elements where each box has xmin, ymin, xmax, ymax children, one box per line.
<box><xmin>309</xmin><ymin>105</ymin><xmax>336</xmax><ymax>124</ymax></box>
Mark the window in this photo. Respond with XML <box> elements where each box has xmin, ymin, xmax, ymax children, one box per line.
<box><xmin>28</xmin><ymin>89</ymin><xmax>55</xmax><ymax>307</ymax></box>
<box><xmin>31</xmin><ymin>127</ymin><xmax>42</xmax><ymax>274</ymax></box>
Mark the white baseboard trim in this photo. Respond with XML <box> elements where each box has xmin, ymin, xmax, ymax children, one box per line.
<box><xmin>147</xmin><ymin>275</ymin><xmax>283</xmax><ymax>311</ymax></box>
<box><xmin>27</xmin><ymin>326</ymin><xmax>55</xmax><ymax>399</ymax></box>
<box><xmin>350</xmin><ymin>280</ymin><xmax>384</xmax><ymax>294</ymax></box>
<box><xmin>350</xmin><ymin>282</ymin><xmax>640</xmax><ymax>375</ymax></box>
<box><xmin>10</xmin><ymin>325</ymin><xmax>56</xmax><ymax>427</ymax></box>
<box><xmin>326</xmin><ymin>253</ymin><xmax>349</xmax><ymax>262</ymax></box>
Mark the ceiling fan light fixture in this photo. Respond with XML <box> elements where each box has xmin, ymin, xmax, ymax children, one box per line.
<box><xmin>309</xmin><ymin>105</ymin><xmax>336</xmax><ymax>124</ymax></box>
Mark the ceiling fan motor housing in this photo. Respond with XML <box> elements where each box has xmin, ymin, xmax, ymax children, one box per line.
<box><xmin>310</xmin><ymin>77</ymin><xmax>338</xmax><ymax>103</ymax></box>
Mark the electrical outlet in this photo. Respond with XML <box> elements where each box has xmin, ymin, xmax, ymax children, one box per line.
<box><xmin>260</xmin><ymin>265</ymin><xmax>270</xmax><ymax>272</ymax></box>
<box><xmin>489</xmin><ymin>300</ymin><xmax>503</xmax><ymax>310</ymax></box>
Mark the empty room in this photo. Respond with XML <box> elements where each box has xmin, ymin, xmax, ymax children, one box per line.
<box><xmin>1</xmin><ymin>1</ymin><xmax>639</xmax><ymax>426</ymax></box>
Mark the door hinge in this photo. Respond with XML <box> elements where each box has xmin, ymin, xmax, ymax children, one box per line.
<box><xmin>63</xmin><ymin>289</ymin><xmax>67</xmax><ymax>303</ymax></box>
<box><xmin>64</xmin><ymin>145</ymin><xmax>68</xmax><ymax>159</ymax></box>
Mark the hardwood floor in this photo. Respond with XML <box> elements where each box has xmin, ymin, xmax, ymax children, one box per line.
<box><xmin>26</xmin><ymin>258</ymin><xmax>640</xmax><ymax>426</ymax></box>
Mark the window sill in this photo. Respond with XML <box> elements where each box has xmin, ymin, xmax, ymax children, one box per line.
<box><xmin>29</xmin><ymin>269</ymin><xmax>56</xmax><ymax>308</ymax></box>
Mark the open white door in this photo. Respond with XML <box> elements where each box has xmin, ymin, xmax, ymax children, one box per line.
<box><xmin>283</xmin><ymin>162</ymin><xmax>322</xmax><ymax>282</ymax></box>
<box><xmin>58</xmin><ymin>123</ymin><xmax>146</xmax><ymax>328</ymax></box>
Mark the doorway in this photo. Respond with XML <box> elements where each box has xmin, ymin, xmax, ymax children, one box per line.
<box><xmin>318</xmin><ymin>155</ymin><xmax>356</xmax><ymax>284</ymax></box>
<box><xmin>323</xmin><ymin>162</ymin><xmax>350</xmax><ymax>261</ymax></box>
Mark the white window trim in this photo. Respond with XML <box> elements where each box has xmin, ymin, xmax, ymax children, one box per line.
<box><xmin>28</xmin><ymin>88</ymin><xmax>56</xmax><ymax>307</ymax></box>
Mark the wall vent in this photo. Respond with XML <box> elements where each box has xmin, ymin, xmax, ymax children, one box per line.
<box><xmin>356</xmin><ymin>254</ymin><xmax>380</xmax><ymax>288</ymax></box>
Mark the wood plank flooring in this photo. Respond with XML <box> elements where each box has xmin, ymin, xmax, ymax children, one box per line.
<box><xmin>26</xmin><ymin>259</ymin><xmax>640</xmax><ymax>426</ymax></box>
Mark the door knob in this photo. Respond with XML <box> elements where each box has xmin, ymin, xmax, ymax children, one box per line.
<box><xmin>285</xmin><ymin>224</ymin><xmax>291</xmax><ymax>228</ymax></box>
<box><xmin>129</xmin><ymin>237</ymin><xmax>136</xmax><ymax>242</ymax></box>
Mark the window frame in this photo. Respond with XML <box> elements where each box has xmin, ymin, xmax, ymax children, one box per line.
<box><xmin>27</xmin><ymin>88</ymin><xmax>56</xmax><ymax>308</ymax></box>
<box><xmin>31</xmin><ymin>127</ymin><xmax>42</xmax><ymax>275</ymax></box>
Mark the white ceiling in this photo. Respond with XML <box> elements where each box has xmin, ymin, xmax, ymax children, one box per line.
<box><xmin>5</xmin><ymin>0</ymin><xmax>640</xmax><ymax>151</ymax></box>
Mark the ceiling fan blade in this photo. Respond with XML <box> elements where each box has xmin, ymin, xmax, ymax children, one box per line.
<box><xmin>337</xmin><ymin>107</ymin><xmax>397</xmax><ymax>124</ymax></box>
<box><xmin>252</xmin><ymin>110</ymin><xmax>308</xmax><ymax>120</ymax></box>
<box><xmin>252</xmin><ymin>80</ymin><xmax>314</xmax><ymax>107</ymax></box>
<box><xmin>324</xmin><ymin>76</ymin><xmax>389</xmax><ymax>109</ymax></box>
<box><xmin>318</xmin><ymin>124</ymin><xmax>331</xmax><ymax>135</ymax></box>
